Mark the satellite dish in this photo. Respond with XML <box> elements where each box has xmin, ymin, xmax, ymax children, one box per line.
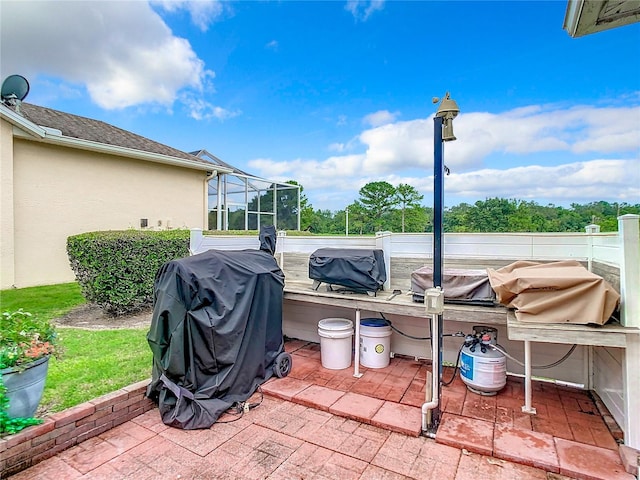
<box><xmin>1</xmin><ymin>75</ymin><xmax>30</xmax><ymax>102</ymax></box>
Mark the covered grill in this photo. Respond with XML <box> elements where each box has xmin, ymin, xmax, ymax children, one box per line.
<box><xmin>411</xmin><ymin>265</ymin><xmax>496</xmax><ymax>305</ymax></box>
<box><xmin>146</xmin><ymin>226</ymin><xmax>290</xmax><ymax>429</ymax></box>
<box><xmin>487</xmin><ymin>260</ymin><xmax>620</xmax><ymax>325</ymax></box>
<box><xmin>309</xmin><ymin>248</ymin><xmax>386</xmax><ymax>295</ymax></box>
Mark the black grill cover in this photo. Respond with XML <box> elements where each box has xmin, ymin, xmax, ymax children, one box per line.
<box><xmin>146</xmin><ymin>227</ymin><xmax>285</xmax><ymax>429</ymax></box>
<box><xmin>309</xmin><ymin>248</ymin><xmax>386</xmax><ymax>293</ymax></box>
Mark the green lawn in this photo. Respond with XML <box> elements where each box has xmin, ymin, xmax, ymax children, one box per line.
<box><xmin>2</xmin><ymin>283</ymin><xmax>152</xmax><ymax>416</ymax></box>
<box><xmin>40</xmin><ymin>328</ymin><xmax>151</xmax><ymax>413</ymax></box>
<box><xmin>0</xmin><ymin>282</ymin><xmax>86</xmax><ymax>320</ymax></box>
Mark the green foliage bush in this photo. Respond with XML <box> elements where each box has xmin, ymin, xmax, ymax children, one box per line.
<box><xmin>67</xmin><ymin>230</ymin><xmax>190</xmax><ymax>315</ymax></box>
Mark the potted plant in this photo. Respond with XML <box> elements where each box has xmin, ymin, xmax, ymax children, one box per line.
<box><xmin>0</xmin><ymin>309</ymin><xmax>60</xmax><ymax>433</ymax></box>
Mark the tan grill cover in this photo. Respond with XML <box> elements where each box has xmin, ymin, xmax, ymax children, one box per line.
<box><xmin>487</xmin><ymin>260</ymin><xmax>620</xmax><ymax>325</ymax></box>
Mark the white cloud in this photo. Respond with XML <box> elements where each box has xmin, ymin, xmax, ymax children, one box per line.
<box><xmin>351</xmin><ymin>103</ymin><xmax>640</xmax><ymax>175</ymax></box>
<box><xmin>182</xmin><ymin>96</ymin><xmax>241</xmax><ymax>121</ymax></box>
<box><xmin>265</xmin><ymin>40</ymin><xmax>279</xmax><ymax>51</ymax></box>
<box><xmin>249</xmin><ymin>156</ymin><xmax>639</xmax><ymax>211</ymax></box>
<box><xmin>248</xmin><ymin>102</ymin><xmax>640</xmax><ymax>210</ymax></box>
<box><xmin>446</xmin><ymin>104</ymin><xmax>640</xmax><ymax>167</ymax></box>
<box><xmin>363</xmin><ymin>109</ymin><xmax>400</xmax><ymax>127</ymax></box>
<box><xmin>359</xmin><ymin>119</ymin><xmax>433</xmax><ymax>173</ymax></box>
<box><xmin>345</xmin><ymin>0</ymin><xmax>385</xmax><ymax>21</ymax></box>
<box><xmin>328</xmin><ymin>143</ymin><xmax>347</xmax><ymax>152</ymax></box>
<box><xmin>0</xmin><ymin>1</ymin><xmax>228</xmax><ymax>113</ymax></box>
<box><xmin>327</xmin><ymin>136</ymin><xmax>360</xmax><ymax>153</ymax></box>
<box><xmin>435</xmin><ymin>159</ymin><xmax>640</xmax><ymax>203</ymax></box>
<box><xmin>152</xmin><ymin>0</ymin><xmax>225</xmax><ymax>32</ymax></box>
<box><xmin>249</xmin><ymin>155</ymin><xmax>367</xmax><ymax>192</ymax></box>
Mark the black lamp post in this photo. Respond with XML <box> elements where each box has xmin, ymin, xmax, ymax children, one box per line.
<box><xmin>431</xmin><ymin>92</ymin><xmax>459</xmax><ymax>426</ymax></box>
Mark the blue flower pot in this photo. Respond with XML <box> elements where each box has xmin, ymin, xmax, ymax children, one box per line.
<box><xmin>1</xmin><ymin>356</ymin><xmax>49</xmax><ymax>419</ymax></box>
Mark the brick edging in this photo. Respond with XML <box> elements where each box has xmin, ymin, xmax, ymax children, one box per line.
<box><xmin>0</xmin><ymin>378</ymin><xmax>154</xmax><ymax>477</ymax></box>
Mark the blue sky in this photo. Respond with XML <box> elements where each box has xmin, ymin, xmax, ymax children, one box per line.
<box><xmin>1</xmin><ymin>0</ymin><xmax>639</xmax><ymax>211</ymax></box>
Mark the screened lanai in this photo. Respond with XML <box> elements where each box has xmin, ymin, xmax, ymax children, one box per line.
<box><xmin>192</xmin><ymin>149</ymin><xmax>301</xmax><ymax>231</ymax></box>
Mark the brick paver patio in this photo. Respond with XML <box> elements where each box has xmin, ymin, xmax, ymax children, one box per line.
<box><xmin>6</xmin><ymin>339</ymin><xmax>634</xmax><ymax>479</ymax></box>
<box><xmin>10</xmin><ymin>393</ymin><xmax>564</xmax><ymax>480</ymax></box>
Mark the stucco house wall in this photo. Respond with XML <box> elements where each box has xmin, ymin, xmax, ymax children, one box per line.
<box><xmin>1</xmin><ymin>119</ymin><xmax>16</xmax><ymax>287</ymax></box>
<box><xmin>8</xmin><ymin>139</ymin><xmax>206</xmax><ymax>288</ymax></box>
<box><xmin>0</xmin><ymin>103</ymin><xmax>230</xmax><ymax>289</ymax></box>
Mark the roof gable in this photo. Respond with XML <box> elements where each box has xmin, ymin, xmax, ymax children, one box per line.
<box><xmin>190</xmin><ymin>148</ymin><xmax>253</xmax><ymax>177</ymax></box>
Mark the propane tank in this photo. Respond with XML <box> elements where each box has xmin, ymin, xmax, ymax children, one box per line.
<box><xmin>459</xmin><ymin>326</ymin><xmax>506</xmax><ymax>396</ymax></box>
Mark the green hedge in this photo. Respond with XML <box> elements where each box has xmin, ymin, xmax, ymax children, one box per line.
<box><xmin>67</xmin><ymin>230</ymin><xmax>190</xmax><ymax>315</ymax></box>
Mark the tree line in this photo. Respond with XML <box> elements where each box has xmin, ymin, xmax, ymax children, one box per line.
<box><xmin>293</xmin><ymin>181</ymin><xmax>639</xmax><ymax>234</ymax></box>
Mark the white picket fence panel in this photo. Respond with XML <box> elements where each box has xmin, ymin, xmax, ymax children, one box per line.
<box><xmin>190</xmin><ymin>229</ymin><xmax>621</xmax><ymax>266</ymax></box>
<box><xmin>590</xmin><ymin>233</ymin><xmax>620</xmax><ymax>265</ymax></box>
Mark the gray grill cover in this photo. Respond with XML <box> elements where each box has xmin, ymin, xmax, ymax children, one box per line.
<box><xmin>309</xmin><ymin>248</ymin><xmax>386</xmax><ymax>293</ymax></box>
<box><xmin>146</xmin><ymin>227</ymin><xmax>285</xmax><ymax>429</ymax></box>
<box><xmin>411</xmin><ymin>266</ymin><xmax>496</xmax><ymax>303</ymax></box>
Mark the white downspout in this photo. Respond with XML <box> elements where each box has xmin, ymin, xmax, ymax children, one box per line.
<box><xmin>421</xmin><ymin>312</ymin><xmax>439</xmax><ymax>431</ymax></box>
<box><xmin>204</xmin><ymin>170</ymin><xmax>217</xmax><ymax>229</ymax></box>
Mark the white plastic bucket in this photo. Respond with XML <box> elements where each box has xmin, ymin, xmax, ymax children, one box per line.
<box><xmin>359</xmin><ymin>318</ymin><xmax>392</xmax><ymax>368</ymax></box>
<box><xmin>318</xmin><ymin>318</ymin><xmax>354</xmax><ymax>370</ymax></box>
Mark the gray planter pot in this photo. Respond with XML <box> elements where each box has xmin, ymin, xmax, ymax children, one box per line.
<box><xmin>1</xmin><ymin>356</ymin><xmax>49</xmax><ymax>419</ymax></box>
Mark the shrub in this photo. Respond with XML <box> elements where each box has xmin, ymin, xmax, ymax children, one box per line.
<box><xmin>67</xmin><ymin>230</ymin><xmax>190</xmax><ymax>315</ymax></box>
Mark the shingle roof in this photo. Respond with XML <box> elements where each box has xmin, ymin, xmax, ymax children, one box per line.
<box><xmin>17</xmin><ymin>103</ymin><xmax>208</xmax><ymax>165</ymax></box>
